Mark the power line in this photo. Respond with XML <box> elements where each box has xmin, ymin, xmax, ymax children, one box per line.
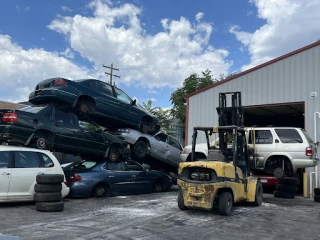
<box><xmin>103</xmin><ymin>63</ymin><xmax>120</xmax><ymax>85</ymax></box>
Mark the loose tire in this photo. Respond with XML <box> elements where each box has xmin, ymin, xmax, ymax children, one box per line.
<box><xmin>177</xmin><ymin>190</ymin><xmax>187</xmax><ymax>210</ymax></box>
<box><xmin>274</xmin><ymin>190</ymin><xmax>295</xmax><ymax>199</ymax></box>
<box><xmin>36</xmin><ymin>174</ymin><xmax>64</xmax><ymax>184</ymax></box>
<box><xmin>254</xmin><ymin>181</ymin><xmax>263</xmax><ymax>206</ymax></box>
<box><xmin>314</xmin><ymin>188</ymin><xmax>320</xmax><ymax>195</ymax></box>
<box><xmin>36</xmin><ymin>201</ymin><xmax>64</xmax><ymax>212</ymax></box>
<box><xmin>34</xmin><ymin>183</ymin><xmax>62</xmax><ymax>193</ymax></box>
<box><xmin>277</xmin><ymin>177</ymin><xmax>300</xmax><ymax>186</ymax></box>
<box><xmin>275</xmin><ymin>184</ymin><xmax>298</xmax><ymax>193</ymax></box>
<box><xmin>153</xmin><ymin>180</ymin><xmax>163</xmax><ymax>193</ymax></box>
<box><xmin>133</xmin><ymin>141</ymin><xmax>148</xmax><ymax>159</ymax></box>
<box><xmin>34</xmin><ymin>192</ymin><xmax>62</xmax><ymax>202</ymax></box>
<box><xmin>314</xmin><ymin>195</ymin><xmax>320</xmax><ymax>203</ymax></box>
<box><xmin>218</xmin><ymin>192</ymin><xmax>233</xmax><ymax>216</ymax></box>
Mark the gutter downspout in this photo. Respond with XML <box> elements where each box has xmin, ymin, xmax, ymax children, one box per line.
<box><xmin>314</xmin><ymin>111</ymin><xmax>320</xmax><ymax>189</ymax></box>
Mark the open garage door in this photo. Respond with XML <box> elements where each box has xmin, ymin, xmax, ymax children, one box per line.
<box><xmin>244</xmin><ymin>102</ymin><xmax>304</xmax><ymax>128</ymax></box>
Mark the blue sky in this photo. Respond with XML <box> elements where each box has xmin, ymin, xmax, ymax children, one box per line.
<box><xmin>0</xmin><ymin>0</ymin><xmax>319</xmax><ymax>108</ymax></box>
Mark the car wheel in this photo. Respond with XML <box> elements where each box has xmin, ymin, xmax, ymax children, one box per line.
<box><xmin>108</xmin><ymin>147</ymin><xmax>119</xmax><ymax>162</ymax></box>
<box><xmin>133</xmin><ymin>141</ymin><xmax>148</xmax><ymax>159</ymax></box>
<box><xmin>153</xmin><ymin>180</ymin><xmax>163</xmax><ymax>193</ymax></box>
<box><xmin>253</xmin><ymin>181</ymin><xmax>263</xmax><ymax>206</ymax></box>
<box><xmin>77</xmin><ymin>99</ymin><xmax>96</xmax><ymax>114</ymax></box>
<box><xmin>218</xmin><ymin>192</ymin><xmax>233</xmax><ymax>215</ymax></box>
<box><xmin>177</xmin><ymin>190</ymin><xmax>187</xmax><ymax>210</ymax></box>
<box><xmin>93</xmin><ymin>185</ymin><xmax>108</xmax><ymax>198</ymax></box>
<box><xmin>141</xmin><ymin>120</ymin><xmax>155</xmax><ymax>134</ymax></box>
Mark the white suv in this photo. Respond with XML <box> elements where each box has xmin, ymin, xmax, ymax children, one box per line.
<box><xmin>0</xmin><ymin>145</ymin><xmax>69</xmax><ymax>202</ymax></box>
<box><xmin>181</xmin><ymin>127</ymin><xmax>318</xmax><ymax>177</ymax></box>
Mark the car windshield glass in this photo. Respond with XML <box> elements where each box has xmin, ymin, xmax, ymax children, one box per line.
<box><xmin>21</xmin><ymin>106</ymin><xmax>45</xmax><ymax>113</ymax></box>
<box><xmin>74</xmin><ymin>161</ymin><xmax>98</xmax><ymax>169</ymax></box>
<box><xmin>114</xmin><ymin>88</ymin><xmax>132</xmax><ymax>104</ymax></box>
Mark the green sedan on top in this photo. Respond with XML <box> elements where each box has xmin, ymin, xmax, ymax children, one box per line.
<box><xmin>29</xmin><ymin>78</ymin><xmax>160</xmax><ymax>134</ymax></box>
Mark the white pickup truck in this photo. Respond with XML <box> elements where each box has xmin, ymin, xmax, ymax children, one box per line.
<box><xmin>181</xmin><ymin>127</ymin><xmax>318</xmax><ymax>177</ymax></box>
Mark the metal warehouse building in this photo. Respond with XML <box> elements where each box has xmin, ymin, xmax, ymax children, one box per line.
<box><xmin>185</xmin><ymin>41</ymin><xmax>320</xmax><ymax>197</ymax></box>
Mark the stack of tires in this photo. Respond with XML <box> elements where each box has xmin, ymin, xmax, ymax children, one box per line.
<box><xmin>34</xmin><ymin>174</ymin><xmax>65</xmax><ymax>212</ymax></box>
<box><xmin>274</xmin><ymin>177</ymin><xmax>299</xmax><ymax>199</ymax></box>
<box><xmin>314</xmin><ymin>188</ymin><xmax>320</xmax><ymax>202</ymax></box>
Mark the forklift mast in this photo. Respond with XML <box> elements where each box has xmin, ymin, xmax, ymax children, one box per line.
<box><xmin>215</xmin><ymin>92</ymin><xmax>249</xmax><ymax>175</ymax></box>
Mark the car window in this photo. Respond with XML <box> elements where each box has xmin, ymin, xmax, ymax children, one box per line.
<box><xmin>301</xmin><ymin>129</ymin><xmax>312</xmax><ymax>143</ymax></box>
<box><xmin>155</xmin><ymin>133</ymin><xmax>168</xmax><ymax>143</ymax></box>
<box><xmin>114</xmin><ymin>88</ymin><xmax>132</xmax><ymax>104</ymax></box>
<box><xmin>127</xmin><ymin>161</ymin><xmax>143</xmax><ymax>171</ymax></box>
<box><xmin>248</xmin><ymin>130</ymin><xmax>273</xmax><ymax>144</ymax></box>
<box><xmin>96</xmin><ymin>81</ymin><xmax>113</xmax><ymax>96</ymax></box>
<box><xmin>54</xmin><ymin>109</ymin><xmax>77</xmax><ymax>126</ymax></box>
<box><xmin>21</xmin><ymin>106</ymin><xmax>45</xmax><ymax>113</ymax></box>
<box><xmin>38</xmin><ymin>153</ymin><xmax>54</xmax><ymax>168</ymax></box>
<box><xmin>74</xmin><ymin>161</ymin><xmax>97</xmax><ymax>169</ymax></box>
<box><xmin>275</xmin><ymin>129</ymin><xmax>303</xmax><ymax>143</ymax></box>
<box><xmin>168</xmin><ymin>137</ymin><xmax>182</xmax><ymax>150</ymax></box>
<box><xmin>0</xmin><ymin>151</ymin><xmax>10</xmax><ymax>168</ymax></box>
<box><xmin>79</xmin><ymin>120</ymin><xmax>98</xmax><ymax>131</ymax></box>
<box><xmin>105</xmin><ymin>162</ymin><xmax>129</xmax><ymax>171</ymax></box>
<box><xmin>14</xmin><ymin>151</ymin><xmax>41</xmax><ymax>168</ymax></box>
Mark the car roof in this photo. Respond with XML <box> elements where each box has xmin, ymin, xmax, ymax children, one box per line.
<box><xmin>0</xmin><ymin>145</ymin><xmax>52</xmax><ymax>154</ymax></box>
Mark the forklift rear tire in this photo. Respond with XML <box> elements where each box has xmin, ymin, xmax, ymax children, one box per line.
<box><xmin>218</xmin><ymin>192</ymin><xmax>233</xmax><ymax>215</ymax></box>
<box><xmin>253</xmin><ymin>181</ymin><xmax>263</xmax><ymax>206</ymax></box>
<box><xmin>177</xmin><ymin>190</ymin><xmax>187</xmax><ymax>210</ymax></box>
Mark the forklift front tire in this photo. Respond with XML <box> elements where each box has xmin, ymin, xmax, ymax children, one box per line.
<box><xmin>177</xmin><ymin>190</ymin><xmax>187</xmax><ymax>210</ymax></box>
<box><xmin>253</xmin><ymin>181</ymin><xmax>263</xmax><ymax>206</ymax></box>
<box><xmin>218</xmin><ymin>192</ymin><xmax>233</xmax><ymax>215</ymax></box>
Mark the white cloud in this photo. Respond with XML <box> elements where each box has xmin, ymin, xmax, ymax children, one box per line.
<box><xmin>61</xmin><ymin>6</ymin><xmax>73</xmax><ymax>12</ymax></box>
<box><xmin>47</xmin><ymin>0</ymin><xmax>232</xmax><ymax>89</ymax></box>
<box><xmin>0</xmin><ymin>35</ymin><xmax>92</xmax><ymax>103</ymax></box>
<box><xmin>16</xmin><ymin>5</ymin><xmax>20</xmax><ymax>12</ymax></box>
<box><xmin>60</xmin><ymin>48</ymin><xmax>75</xmax><ymax>59</ymax></box>
<box><xmin>149</xmin><ymin>98</ymin><xmax>157</xmax><ymax>102</ymax></box>
<box><xmin>196</xmin><ymin>12</ymin><xmax>204</xmax><ymax>21</ymax></box>
<box><xmin>230</xmin><ymin>0</ymin><xmax>320</xmax><ymax>71</ymax></box>
<box><xmin>25</xmin><ymin>6</ymin><xmax>30</xmax><ymax>12</ymax></box>
<box><xmin>148</xmin><ymin>90</ymin><xmax>157</xmax><ymax>94</ymax></box>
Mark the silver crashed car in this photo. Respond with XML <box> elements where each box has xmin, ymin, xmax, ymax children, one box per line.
<box><xmin>107</xmin><ymin>129</ymin><xmax>183</xmax><ymax>169</ymax></box>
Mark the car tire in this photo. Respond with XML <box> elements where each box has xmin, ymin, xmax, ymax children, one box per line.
<box><xmin>277</xmin><ymin>177</ymin><xmax>300</xmax><ymax>186</ymax></box>
<box><xmin>36</xmin><ymin>201</ymin><xmax>64</xmax><ymax>212</ymax></box>
<box><xmin>275</xmin><ymin>184</ymin><xmax>298</xmax><ymax>193</ymax></box>
<box><xmin>34</xmin><ymin>183</ymin><xmax>62</xmax><ymax>193</ymax></box>
<box><xmin>218</xmin><ymin>192</ymin><xmax>233</xmax><ymax>215</ymax></box>
<box><xmin>153</xmin><ymin>180</ymin><xmax>163</xmax><ymax>193</ymax></box>
<box><xmin>36</xmin><ymin>174</ymin><xmax>64</xmax><ymax>184</ymax></box>
<box><xmin>177</xmin><ymin>190</ymin><xmax>187</xmax><ymax>210</ymax></box>
<box><xmin>133</xmin><ymin>141</ymin><xmax>148</xmax><ymax>159</ymax></box>
<box><xmin>253</xmin><ymin>181</ymin><xmax>263</xmax><ymax>206</ymax></box>
<box><xmin>141</xmin><ymin>120</ymin><xmax>155</xmax><ymax>134</ymax></box>
<box><xmin>108</xmin><ymin>147</ymin><xmax>119</xmax><ymax>162</ymax></box>
<box><xmin>34</xmin><ymin>192</ymin><xmax>62</xmax><ymax>202</ymax></box>
<box><xmin>77</xmin><ymin>98</ymin><xmax>96</xmax><ymax>114</ymax></box>
<box><xmin>93</xmin><ymin>184</ymin><xmax>108</xmax><ymax>198</ymax></box>
<box><xmin>314</xmin><ymin>188</ymin><xmax>320</xmax><ymax>195</ymax></box>
<box><xmin>314</xmin><ymin>195</ymin><xmax>320</xmax><ymax>202</ymax></box>
<box><xmin>274</xmin><ymin>190</ymin><xmax>296</xmax><ymax>199</ymax></box>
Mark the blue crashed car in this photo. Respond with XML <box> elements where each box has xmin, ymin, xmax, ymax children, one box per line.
<box><xmin>63</xmin><ymin>159</ymin><xmax>172</xmax><ymax>198</ymax></box>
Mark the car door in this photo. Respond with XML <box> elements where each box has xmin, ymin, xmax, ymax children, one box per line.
<box><xmin>51</xmin><ymin>108</ymin><xmax>82</xmax><ymax>152</ymax></box>
<box><xmin>247</xmin><ymin>129</ymin><xmax>277</xmax><ymax>168</ymax></box>
<box><xmin>126</xmin><ymin>160</ymin><xmax>152</xmax><ymax>193</ymax></box>
<box><xmin>8</xmin><ymin>151</ymin><xmax>48</xmax><ymax>201</ymax></box>
<box><xmin>104</xmin><ymin>162</ymin><xmax>136</xmax><ymax>195</ymax></box>
<box><xmin>151</xmin><ymin>132</ymin><xmax>171</xmax><ymax>160</ymax></box>
<box><xmin>0</xmin><ymin>151</ymin><xmax>12</xmax><ymax>201</ymax></box>
<box><xmin>167</xmin><ymin>137</ymin><xmax>183</xmax><ymax>166</ymax></box>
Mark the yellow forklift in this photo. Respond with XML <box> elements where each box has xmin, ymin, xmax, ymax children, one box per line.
<box><xmin>177</xmin><ymin>92</ymin><xmax>263</xmax><ymax>215</ymax></box>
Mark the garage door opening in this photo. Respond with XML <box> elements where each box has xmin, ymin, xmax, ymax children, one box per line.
<box><xmin>244</xmin><ymin>102</ymin><xmax>305</xmax><ymax>129</ymax></box>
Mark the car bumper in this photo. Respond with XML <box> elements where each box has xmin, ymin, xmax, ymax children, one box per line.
<box><xmin>62</xmin><ymin>184</ymin><xmax>70</xmax><ymax>198</ymax></box>
<box><xmin>67</xmin><ymin>183</ymin><xmax>92</xmax><ymax>198</ymax></box>
<box><xmin>29</xmin><ymin>89</ymin><xmax>77</xmax><ymax>105</ymax></box>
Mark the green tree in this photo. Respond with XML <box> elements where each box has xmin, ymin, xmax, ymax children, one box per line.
<box><xmin>141</xmin><ymin>100</ymin><xmax>172</xmax><ymax>134</ymax></box>
<box><xmin>170</xmin><ymin>69</ymin><xmax>236</xmax><ymax>125</ymax></box>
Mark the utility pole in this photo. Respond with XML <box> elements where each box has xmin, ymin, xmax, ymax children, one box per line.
<box><xmin>103</xmin><ymin>63</ymin><xmax>120</xmax><ymax>85</ymax></box>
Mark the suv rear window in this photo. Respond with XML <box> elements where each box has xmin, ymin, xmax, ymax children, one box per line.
<box><xmin>275</xmin><ymin>129</ymin><xmax>303</xmax><ymax>143</ymax></box>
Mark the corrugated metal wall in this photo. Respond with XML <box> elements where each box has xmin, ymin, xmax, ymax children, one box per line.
<box><xmin>188</xmin><ymin>45</ymin><xmax>320</xmax><ymax>145</ymax></box>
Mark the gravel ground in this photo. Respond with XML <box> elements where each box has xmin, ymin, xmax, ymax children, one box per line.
<box><xmin>0</xmin><ymin>186</ymin><xmax>320</xmax><ymax>240</ymax></box>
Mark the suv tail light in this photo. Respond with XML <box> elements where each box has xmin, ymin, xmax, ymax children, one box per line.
<box><xmin>2</xmin><ymin>113</ymin><xmax>18</xmax><ymax>123</ymax></box>
<box><xmin>52</xmin><ymin>79</ymin><xmax>68</xmax><ymax>87</ymax></box>
<box><xmin>69</xmin><ymin>173</ymin><xmax>82</xmax><ymax>182</ymax></box>
<box><xmin>306</xmin><ymin>146</ymin><xmax>313</xmax><ymax>156</ymax></box>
